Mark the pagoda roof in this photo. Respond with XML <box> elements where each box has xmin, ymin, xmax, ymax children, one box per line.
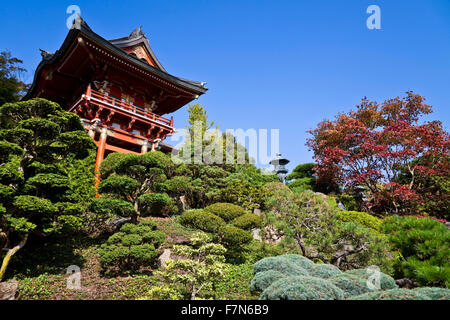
<box><xmin>24</xmin><ymin>17</ymin><xmax>207</xmax><ymax>113</ymax></box>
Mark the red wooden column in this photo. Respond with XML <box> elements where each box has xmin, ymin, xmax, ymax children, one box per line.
<box><xmin>94</xmin><ymin>127</ymin><xmax>108</xmax><ymax>196</ymax></box>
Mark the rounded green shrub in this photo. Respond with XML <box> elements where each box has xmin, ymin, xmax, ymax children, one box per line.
<box><xmin>178</xmin><ymin>209</ymin><xmax>226</xmax><ymax>233</ymax></box>
<box><xmin>232</xmin><ymin>213</ymin><xmax>263</xmax><ymax>230</ymax></box>
<box><xmin>344</xmin><ymin>268</ymin><xmax>398</xmax><ymax>290</ymax></box>
<box><xmin>260</xmin><ymin>276</ymin><xmax>345</xmax><ymax>300</ymax></box>
<box><xmin>204</xmin><ymin>203</ymin><xmax>247</xmax><ymax>222</ymax></box>
<box><xmin>412</xmin><ymin>287</ymin><xmax>450</xmax><ymax>300</ymax></box>
<box><xmin>250</xmin><ymin>270</ymin><xmax>285</xmax><ymax>293</ymax></box>
<box><xmin>253</xmin><ymin>256</ymin><xmax>309</xmax><ymax>277</ymax></box>
<box><xmin>309</xmin><ymin>264</ymin><xmax>342</xmax><ymax>279</ymax></box>
<box><xmin>337</xmin><ymin>210</ymin><xmax>382</xmax><ymax>232</ymax></box>
<box><xmin>138</xmin><ymin>192</ymin><xmax>177</xmax><ymax>217</ymax></box>
<box><xmin>219</xmin><ymin>225</ymin><xmax>253</xmax><ymax>247</ymax></box>
<box><xmin>99</xmin><ymin>221</ymin><xmax>165</xmax><ymax>275</ymax></box>
<box><xmin>328</xmin><ymin>273</ymin><xmax>376</xmax><ymax>298</ymax></box>
<box><xmin>349</xmin><ymin>288</ymin><xmax>431</xmax><ymax>300</ymax></box>
<box><xmin>277</xmin><ymin>254</ymin><xmax>315</xmax><ymax>270</ymax></box>
<box><xmin>142</xmin><ymin>230</ymin><xmax>165</xmax><ymax>248</ymax></box>
<box><xmin>139</xmin><ymin>220</ymin><xmax>157</xmax><ymax>230</ymax></box>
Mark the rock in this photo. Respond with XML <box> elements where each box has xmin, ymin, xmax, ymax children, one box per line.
<box><xmin>158</xmin><ymin>249</ymin><xmax>172</xmax><ymax>268</ymax></box>
<box><xmin>177</xmin><ymin>196</ymin><xmax>189</xmax><ymax>214</ymax></box>
<box><xmin>396</xmin><ymin>278</ymin><xmax>417</xmax><ymax>289</ymax></box>
<box><xmin>253</xmin><ymin>208</ymin><xmax>262</xmax><ymax>216</ymax></box>
<box><xmin>106</xmin><ymin>217</ymin><xmax>132</xmax><ymax>231</ymax></box>
<box><xmin>0</xmin><ymin>281</ymin><xmax>19</xmax><ymax>300</ymax></box>
<box><xmin>252</xmin><ymin>229</ymin><xmax>262</xmax><ymax>241</ymax></box>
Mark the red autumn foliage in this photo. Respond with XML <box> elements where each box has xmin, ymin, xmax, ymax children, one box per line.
<box><xmin>307</xmin><ymin>92</ymin><xmax>450</xmax><ymax>216</ymax></box>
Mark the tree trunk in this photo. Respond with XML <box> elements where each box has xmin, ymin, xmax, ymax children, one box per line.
<box><xmin>0</xmin><ymin>234</ymin><xmax>28</xmax><ymax>282</ymax></box>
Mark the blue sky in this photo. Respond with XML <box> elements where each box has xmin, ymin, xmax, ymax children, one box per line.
<box><xmin>1</xmin><ymin>0</ymin><xmax>449</xmax><ymax>171</ymax></box>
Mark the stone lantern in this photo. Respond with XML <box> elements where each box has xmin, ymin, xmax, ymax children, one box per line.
<box><xmin>269</xmin><ymin>153</ymin><xmax>290</xmax><ymax>184</ymax></box>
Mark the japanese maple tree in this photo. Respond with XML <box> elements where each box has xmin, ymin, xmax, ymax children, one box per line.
<box><xmin>307</xmin><ymin>92</ymin><xmax>449</xmax><ymax>216</ymax></box>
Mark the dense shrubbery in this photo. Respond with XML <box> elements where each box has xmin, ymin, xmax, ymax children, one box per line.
<box><xmin>308</xmin><ymin>264</ymin><xmax>342</xmax><ymax>279</ymax></box>
<box><xmin>260</xmin><ymin>276</ymin><xmax>345</xmax><ymax>300</ymax></box>
<box><xmin>204</xmin><ymin>203</ymin><xmax>247</xmax><ymax>222</ymax></box>
<box><xmin>381</xmin><ymin>215</ymin><xmax>449</xmax><ymax>287</ymax></box>
<box><xmin>0</xmin><ymin>99</ymin><xmax>96</xmax><ymax>280</ymax></box>
<box><xmin>349</xmin><ymin>289</ymin><xmax>431</xmax><ymax>300</ymax></box>
<box><xmin>218</xmin><ymin>225</ymin><xmax>253</xmax><ymax>247</ymax></box>
<box><xmin>178</xmin><ymin>209</ymin><xmax>226</xmax><ymax>233</ymax></box>
<box><xmin>264</xmin><ymin>189</ymin><xmax>394</xmax><ymax>272</ymax></box>
<box><xmin>98</xmin><ymin>220</ymin><xmax>164</xmax><ymax>275</ymax></box>
<box><xmin>336</xmin><ymin>210</ymin><xmax>382</xmax><ymax>232</ymax></box>
<box><xmin>253</xmin><ymin>256</ymin><xmax>309</xmax><ymax>277</ymax></box>
<box><xmin>250</xmin><ymin>254</ymin><xmax>447</xmax><ymax>300</ymax></box>
<box><xmin>232</xmin><ymin>213</ymin><xmax>263</xmax><ymax>230</ymax></box>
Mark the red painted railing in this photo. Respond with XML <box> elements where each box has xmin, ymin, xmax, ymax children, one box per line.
<box><xmin>85</xmin><ymin>86</ymin><xmax>174</xmax><ymax>127</ymax></box>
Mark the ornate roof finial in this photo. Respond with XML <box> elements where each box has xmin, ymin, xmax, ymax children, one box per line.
<box><xmin>39</xmin><ymin>49</ymin><xmax>54</xmax><ymax>60</ymax></box>
<box><xmin>129</xmin><ymin>26</ymin><xmax>146</xmax><ymax>39</ymax></box>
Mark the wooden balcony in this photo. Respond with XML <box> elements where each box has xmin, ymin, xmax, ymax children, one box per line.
<box><xmin>70</xmin><ymin>85</ymin><xmax>174</xmax><ymax>129</ymax></box>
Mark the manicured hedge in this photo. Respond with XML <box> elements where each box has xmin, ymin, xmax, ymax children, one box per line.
<box><xmin>99</xmin><ymin>221</ymin><xmax>164</xmax><ymax>275</ymax></box>
<box><xmin>219</xmin><ymin>225</ymin><xmax>253</xmax><ymax>247</ymax></box>
<box><xmin>178</xmin><ymin>209</ymin><xmax>226</xmax><ymax>233</ymax></box>
<box><xmin>337</xmin><ymin>210</ymin><xmax>382</xmax><ymax>232</ymax></box>
<box><xmin>204</xmin><ymin>203</ymin><xmax>247</xmax><ymax>222</ymax></box>
<box><xmin>232</xmin><ymin>213</ymin><xmax>263</xmax><ymax>230</ymax></box>
<box><xmin>344</xmin><ymin>268</ymin><xmax>398</xmax><ymax>290</ymax></box>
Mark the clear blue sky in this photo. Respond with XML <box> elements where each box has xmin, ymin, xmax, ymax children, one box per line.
<box><xmin>1</xmin><ymin>0</ymin><xmax>449</xmax><ymax>171</ymax></box>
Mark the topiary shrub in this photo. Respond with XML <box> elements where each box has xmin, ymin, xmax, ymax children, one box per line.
<box><xmin>218</xmin><ymin>225</ymin><xmax>253</xmax><ymax>247</ymax></box>
<box><xmin>412</xmin><ymin>287</ymin><xmax>450</xmax><ymax>300</ymax></box>
<box><xmin>98</xmin><ymin>221</ymin><xmax>165</xmax><ymax>275</ymax></box>
<box><xmin>308</xmin><ymin>264</ymin><xmax>342</xmax><ymax>279</ymax></box>
<box><xmin>328</xmin><ymin>273</ymin><xmax>376</xmax><ymax>298</ymax></box>
<box><xmin>277</xmin><ymin>254</ymin><xmax>315</xmax><ymax>270</ymax></box>
<box><xmin>336</xmin><ymin>210</ymin><xmax>382</xmax><ymax>232</ymax></box>
<box><xmin>250</xmin><ymin>270</ymin><xmax>285</xmax><ymax>293</ymax></box>
<box><xmin>204</xmin><ymin>203</ymin><xmax>247</xmax><ymax>222</ymax></box>
<box><xmin>253</xmin><ymin>256</ymin><xmax>309</xmax><ymax>277</ymax></box>
<box><xmin>349</xmin><ymin>288</ymin><xmax>431</xmax><ymax>300</ymax></box>
<box><xmin>178</xmin><ymin>209</ymin><xmax>226</xmax><ymax>233</ymax></box>
<box><xmin>260</xmin><ymin>276</ymin><xmax>345</xmax><ymax>300</ymax></box>
<box><xmin>138</xmin><ymin>192</ymin><xmax>177</xmax><ymax>217</ymax></box>
<box><xmin>232</xmin><ymin>213</ymin><xmax>263</xmax><ymax>230</ymax></box>
<box><xmin>345</xmin><ymin>268</ymin><xmax>398</xmax><ymax>290</ymax></box>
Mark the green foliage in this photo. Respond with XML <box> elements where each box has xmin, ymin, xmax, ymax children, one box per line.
<box><xmin>253</xmin><ymin>256</ymin><xmax>309</xmax><ymax>277</ymax></box>
<box><xmin>349</xmin><ymin>288</ymin><xmax>431</xmax><ymax>300</ymax></box>
<box><xmin>308</xmin><ymin>264</ymin><xmax>342</xmax><ymax>279</ymax></box>
<box><xmin>260</xmin><ymin>276</ymin><xmax>345</xmax><ymax>300</ymax></box>
<box><xmin>138</xmin><ymin>193</ymin><xmax>177</xmax><ymax>217</ymax></box>
<box><xmin>99</xmin><ymin>151</ymin><xmax>175</xmax><ymax>222</ymax></box>
<box><xmin>328</xmin><ymin>273</ymin><xmax>376</xmax><ymax>298</ymax></box>
<box><xmin>0</xmin><ymin>51</ymin><xmax>28</xmax><ymax>106</ymax></box>
<box><xmin>218</xmin><ymin>179</ymin><xmax>266</xmax><ymax>211</ymax></box>
<box><xmin>153</xmin><ymin>232</ymin><xmax>228</xmax><ymax>300</ymax></box>
<box><xmin>204</xmin><ymin>203</ymin><xmax>247</xmax><ymax>222</ymax></box>
<box><xmin>412</xmin><ymin>287</ymin><xmax>450</xmax><ymax>300</ymax></box>
<box><xmin>218</xmin><ymin>225</ymin><xmax>253</xmax><ymax>248</ymax></box>
<box><xmin>344</xmin><ymin>268</ymin><xmax>398</xmax><ymax>290</ymax></box>
<box><xmin>336</xmin><ymin>210</ymin><xmax>382</xmax><ymax>232</ymax></box>
<box><xmin>178</xmin><ymin>209</ymin><xmax>226</xmax><ymax>233</ymax></box>
<box><xmin>264</xmin><ymin>189</ymin><xmax>393</xmax><ymax>272</ymax></box>
<box><xmin>250</xmin><ymin>270</ymin><xmax>285</xmax><ymax>292</ymax></box>
<box><xmin>277</xmin><ymin>254</ymin><xmax>315</xmax><ymax>270</ymax></box>
<box><xmin>232</xmin><ymin>213</ymin><xmax>263</xmax><ymax>230</ymax></box>
<box><xmin>98</xmin><ymin>221</ymin><xmax>164</xmax><ymax>275</ymax></box>
<box><xmin>381</xmin><ymin>215</ymin><xmax>450</xmax><ymax>287</ymax></box>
